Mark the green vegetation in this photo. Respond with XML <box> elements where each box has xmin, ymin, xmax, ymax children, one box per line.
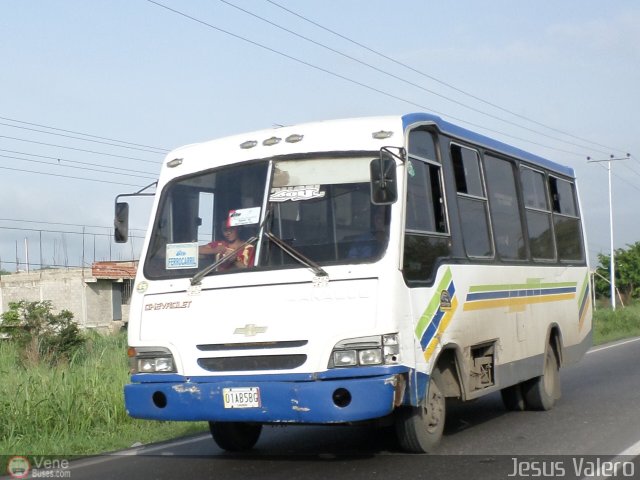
<box><xmin>592</xmin><ymin>302</ymin><xmax>640</xmax><ymax>345</ymax></box>
<box><xmin>594</xmin><ymin>241</ymin><xmax>640</xmax><ymax>305</ymax></box>
<box><xmin>0</xmin><ymin>331</ymin><xmax>207</xmax><ymax>456</ymax></box>
<box><xmin>0</xmin><ymin>301</ymin><xmax>86</xmax><ymax>366</ymax></box>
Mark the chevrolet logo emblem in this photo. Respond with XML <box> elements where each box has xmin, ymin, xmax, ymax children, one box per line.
<box><xmin>233</xmin><ymin>324</ymin><xmax>267</xmax><ymax>337</ymax></box>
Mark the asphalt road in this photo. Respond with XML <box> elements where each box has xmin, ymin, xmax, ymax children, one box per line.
<box><xmin>67</xmin><ymin>337</ymin><xmax>640</xmax><ymax>480</ymax></box>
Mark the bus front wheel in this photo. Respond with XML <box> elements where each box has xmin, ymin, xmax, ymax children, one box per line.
<box><xmin>395</xmin><ymin>376</ymin><xmax>445</xmax><ymax>453</ymax></box>
<box><xmin>209</xmin><ymin>421</ymin><xmax>262</xmax><ymax>451</ymax></box>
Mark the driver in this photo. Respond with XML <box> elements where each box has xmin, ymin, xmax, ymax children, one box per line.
<box><xmin>200</xmin><ymin>223</ymin><xmax>255</xmax><ymax>270</ymax></box>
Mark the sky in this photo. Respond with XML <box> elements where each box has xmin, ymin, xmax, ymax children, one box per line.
<box><xmin>1</xmin><ymin>0</ymin><xmax>639</xmax><ymax>271</ymax></box>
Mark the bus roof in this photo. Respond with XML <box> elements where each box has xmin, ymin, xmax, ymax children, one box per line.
<box><xmin>402</xmin><ymin>112</ymin><xmax>575</xmax><ymax>178</ymax></box>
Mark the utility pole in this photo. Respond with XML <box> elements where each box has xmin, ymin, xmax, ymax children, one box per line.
<box><xmin>587</xmin><ymin>153</ymin><xmax>630</xmax><ymax>310</ymax></box>
<box><xmin>24</xmin><ymin>237</ymin><xmax>29</xmax><ymax>274</ymax></box>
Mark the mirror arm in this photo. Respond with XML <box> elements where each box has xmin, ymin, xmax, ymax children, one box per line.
<box><xmin>114</xmin><ymin>181</ymin><xmax>157</xmax><ymax>243</ymax></box>
<box><xmin>380</xmin><ymin>146</ymin><xmax>407</xmax><ymax>164</ymax></box>
<box><xmin>115</xmin><ymin>181</ymin><xmax>158</xmax><ymax>204</ymax></box>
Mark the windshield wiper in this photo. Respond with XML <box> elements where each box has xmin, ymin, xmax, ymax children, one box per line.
<box><xmin>264</xmin><ymin>230</ymin><xmax>328</xmax><ymax>279</ymax></box>
<box><xmin>190</xmin><ymin>236</ymin><xmax>258</xmax><ymax>286</ymax></box>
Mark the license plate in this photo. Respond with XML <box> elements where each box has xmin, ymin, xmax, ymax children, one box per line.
<box><xmin>222</xmin><ymin>387</ymin><xmax>261</xmax><ymax>409</ymax></box>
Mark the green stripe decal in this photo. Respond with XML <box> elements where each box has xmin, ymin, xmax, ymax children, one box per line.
<box><xmin>415</xmin><ymin>267</ymin><xmax>452</xmax><ymax>338</ymax></box>
<box><xmin>577</xmin><ymin>273</ymin><xmax>589</xmax><ymax>305</ymax></box>
<box><xmin>468</xmin><ymin>280</ymin><xmax>577</xmax><ymax>293</ymax></box>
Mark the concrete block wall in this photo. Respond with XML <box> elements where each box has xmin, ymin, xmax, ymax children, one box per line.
<box><xmin>0</xmin><ymin>269</ymin><xmax>124</xmax><ymax>332</ymax></box>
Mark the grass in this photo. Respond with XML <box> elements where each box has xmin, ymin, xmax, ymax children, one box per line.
<box><xmin>0</xmin><ymin>332</ymin><xmax>207</xmax><ymax>456</ymax></box>
<box><xmin>592</xmin><ymin>301</ymin><xmax>640</xmax><ymax>345</ymax></box>
<box><xmin>1</xmin><ymin>302</ymin><xmax>638</xmax><ymax>457</ymax></box>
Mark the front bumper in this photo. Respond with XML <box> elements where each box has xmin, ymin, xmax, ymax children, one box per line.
<box><xmin>124</xmin><ymin>367</ymin><xmax>409</xmax><ymax>424</ymax></box>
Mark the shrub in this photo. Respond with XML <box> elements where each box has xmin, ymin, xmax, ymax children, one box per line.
<box><xmin>0</xmin><ymin>300</ymin><xmax>85</xmax><ymax>365</ymax></box>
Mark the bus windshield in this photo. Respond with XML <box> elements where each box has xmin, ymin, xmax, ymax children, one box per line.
<box><xmin>143</xmin><ymin>155</ymin><xmax>390</xmax><ymax>279</ymax></box>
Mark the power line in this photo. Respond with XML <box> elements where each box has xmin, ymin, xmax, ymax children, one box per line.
<box><xmin>0</xmin><ymin>260</ymin><xmax>140</xmax><ymax>270</ymax></box>
<box><xmin>146</xmin><ymin>0</ymin><xmax>621</xmax><ymax>162</ymax></box>
<box><xmin>0</xmin><ymin>115</ymin><xmax>169</xmax><ymax>152</ymax></box>
<box><xmin>221</xmin><ymin>0</ymin><xmax>610</xmax><ymax>157</ymax></box>
<box><xmin>0</xmin><ymin>134</ymin><xmax>162</xmax><ymax>164</ymax></box>
<box><xmin>0</xmin><ymin>148</ymin><xmax>158</xmax><ymax>176</ymax></box>
<box><xmin>0</xmin><ymin>153</ymin><xmax>158</xmax><ymax>180</ymax></box>
<box><xmin>620</xmin><ymin>160</ymin><xmax>640</xmax><ymax>179</ymax></box>
<box><xmin>0</xmin><ymin>224</ymin><xmax>146</xmax><ymax>239</ymax></box>
<box><xmin>265</xmin><ymin>0</ymin><xmax>627</xmax><ymax>156</ymax></box>
<box><xmin>0</xmin><ymin>217</ymin><xmax>147</xmax><ymax>233</ymax></box>
<box><xmin>0</xmin><ymin>121</ymin><xmax>167</xmax><ymax>154</ymax></box>
<box><xmin>1</xmin><ymin>260</ymin><xmax>84</xmax><ymax>269</ymax></box>
<box><xmin>0</xmin><ymin>165</ymin><xmax>146</xmax><ymax>188</ymax></box>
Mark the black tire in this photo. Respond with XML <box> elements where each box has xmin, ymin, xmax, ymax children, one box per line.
<box><xmin>395</xmin><ymin>376</ymin><xmax>445</xmax><ymax>453</ymax></box>
<box><xmin>522</xmin><ymin>346</ymin><xmax>561</xmax><ymax>411</ymax></box>
<box><xmin>501</xmin><ymin>383</ymin><xmax>526</xmax><ymax>411</ymax></box>
<box><xmin>209</xmin><ymin>422</ymin><xmax>262</xmax><ymax>451</ymax></box>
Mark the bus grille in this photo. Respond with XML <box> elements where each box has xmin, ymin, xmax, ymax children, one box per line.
<box><xmin>196</xmin><ymin>340</ymin><xmax>307</xmax><ymax>351</ymax></box>
<box><xmin>197</xmin><ymin>354</ymin><xmax>307</xmax><ymax>372</ymax></box>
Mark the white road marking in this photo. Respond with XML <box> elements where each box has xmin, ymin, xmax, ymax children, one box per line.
<box><xmin>587</xmin><ymin>337</ymin><xmax>640</xmax><ymax>355</ymax></box>
<box><xmin>70</xmin><ymin>433</ymin><xmax>210</xmax><ymax>470</ymax></box>
<box><xmin>580</xmin><ymin>437</ymin><xmax>640</xmax><ymax>480</ymax></box>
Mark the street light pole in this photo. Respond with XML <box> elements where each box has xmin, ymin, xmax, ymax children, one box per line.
<box><xmin>587</xmin><ymin>153</ymin><xmax>630</xmax><ymax>310</ymax></box>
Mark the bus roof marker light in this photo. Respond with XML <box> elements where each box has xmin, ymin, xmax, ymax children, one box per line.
<box><xmin>240</xmin><ymin>140</ymin><xmax>258</xmax><ymax>149</ymax></box>
<box><xmin>372</xmin><ymin>130</ymin><xmax>393</xmax><ymax>139</ymax></box>
<box><xmin>167</xmin><ymin>158</ymin><xmax>183</xmax><ymax>168</ymax></box>
<box><xmin>263</xmin><ymin>136</ymin><xmax>281</xmax><ymax>146</ymax></box>
<box><xmin>285</xmin><ymin>134</ymin><xmax>304</xmax><ymax>143</ymax></box>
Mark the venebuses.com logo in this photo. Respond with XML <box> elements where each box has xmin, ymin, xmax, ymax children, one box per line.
<box><xmin>6</xmin><ymin>456</ymin><xmax>30</xmax><ymax>479</ymax></box>
<box><xmin>6</xmin><ymin>456</ymin><xmax>71</xmax><ymax>478</ymax></box>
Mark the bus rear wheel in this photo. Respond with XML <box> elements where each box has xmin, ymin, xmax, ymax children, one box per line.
<box><xmin>522</xmin><ymin>346</ymin><xmax>560</xmax><ymax>411</ymax></box>
<box><xmin>209</xmin><ymin>421</ymin><xmax>262</xmax><ymax>451</ymax></box>
<box><xmin>395</xmin><ymin>376</ymin><xmax>445</xmax><ymax>453</ymax></box>
<box><xmin>500</xmin><ymin>383</ymin><xmax>526</xmax><ymax>411</ymax></box>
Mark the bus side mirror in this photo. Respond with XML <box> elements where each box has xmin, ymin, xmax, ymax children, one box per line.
<box><xmin>370</xmin><ymin>155</ymin><xmax>397</xmax><ymax>205</ymax></box>
<box><xmin>114</xmin><ymin>202</ymin><xmax>130</xmax><ymax>243</ymax></box>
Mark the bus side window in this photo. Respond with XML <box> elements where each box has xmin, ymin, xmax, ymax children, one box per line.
<box><xmin>549</xmin><ymin>177</ymin><xmax>584</xmax><ymax>262</ymax></box>
<box><xmin>403</xmin><ymin>129</ymin><xmax>450</xmax><ymax>284</ymax></box>
<box><xmin>484</xmin><ymin>155</ymin><xmax>527</xmax><ymax>261</ymax></box>
<box><xmin>451</xmin><ymin>144</ymin><xmax>493</xmax><ymax>258</ymax></box>
<box><xmin>521</xmin><ymin>167</ymin><xmax>555</xmax><ymax>261</ymax></box>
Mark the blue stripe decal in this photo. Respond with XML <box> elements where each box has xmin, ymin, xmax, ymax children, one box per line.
<box><xmin>420</xmin><ymin>309</ymin><xmax>444</xmax><ymax>350</ymax></box>
<box><xmin>579</xmin><ymin>284</ymin><xmax>590</xmax><ymax>318</ymax></box>
<box><xmin>419</xmin><ymin>280</ymin><xmax>455</xmax><ymax>351</ymax></box>
<box><xmin>466</xmin><ymin>286</ymin><xmax>576</xmax><ymax>302</ymax></box>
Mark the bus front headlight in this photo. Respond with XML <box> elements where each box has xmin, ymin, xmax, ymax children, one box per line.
<box><xmin>328</xmin><ymin>334</ymin><xmax>400</xmax><ymax>368</ymax></box>
<box><xmin>358</xmin><ymin>349</ymin><xmax>383</xmax><ymax>365</ymax></box>
<box><xmin>128</xmin><ymin>346</ymin><xmax>176</xmax><ymax>374</ymax></box>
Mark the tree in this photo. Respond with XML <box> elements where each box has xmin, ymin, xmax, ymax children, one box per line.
<box><xmin>595</xmin><ymin>241</ymin><xmax>640</xmax><ymax>303</ymax></box>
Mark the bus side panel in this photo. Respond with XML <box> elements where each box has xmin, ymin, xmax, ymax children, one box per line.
<box><xmin>408</xmin><ymin>264</ymin><xmax>592</xmax><ymax>401</ymax></box>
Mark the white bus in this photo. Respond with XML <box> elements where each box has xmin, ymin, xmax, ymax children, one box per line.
<box><xmin>116</xmin><ymin>113</ymin><xmax>592</xmax><ymax>453</ymax></box>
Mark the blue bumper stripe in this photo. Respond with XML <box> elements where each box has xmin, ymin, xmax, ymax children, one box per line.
<box><xmin>125</xmin><ymin>368</ymin><xmax>409</xmax><ymax>423</ymax></box>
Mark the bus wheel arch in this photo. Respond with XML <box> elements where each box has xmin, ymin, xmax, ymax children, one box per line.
<box><xmin>431</xmin><ymin>346</ymin><xmax>464</xmax><ymax>399</ymax></box>
<box><xmin>547</xmin><ymin>324</ymin><xmax>564</xmax><ymax>367</ymax></box>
